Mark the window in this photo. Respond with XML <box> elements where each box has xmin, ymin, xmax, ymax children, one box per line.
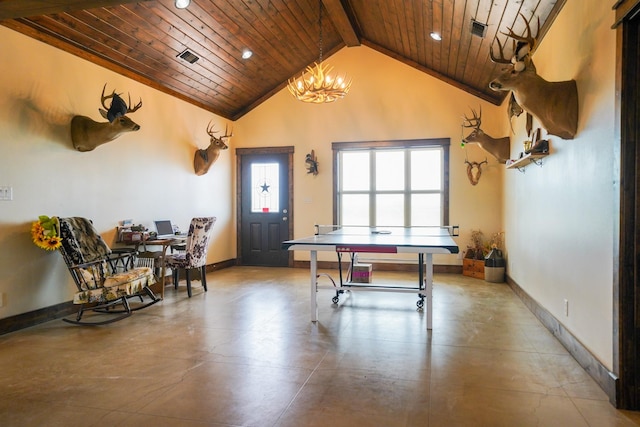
<box><xmin>333</xmin><ymin>139</ymin><xmax>450</xmax><ymax>227</ymax></box>
<box><xmin>251</xmin><ymin>162</ymin><xmax>279</xmax><ymax>213</ymax></box>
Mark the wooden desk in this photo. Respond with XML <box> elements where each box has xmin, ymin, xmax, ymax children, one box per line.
<box><xmin>123</xmin><ymin>237</ymin><xmax>187</xmax><ymax>299</ymax></box>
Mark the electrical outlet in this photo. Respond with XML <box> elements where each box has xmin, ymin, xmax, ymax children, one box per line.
<box><xmin>0</xmin><ymin>186</ymin><xmax>13</xmax><ymax>201</ymax></box>
<box><xmin>564</xmin><ymin>299</ymin><xmax>569</xmax><ymax>317</ymax></box>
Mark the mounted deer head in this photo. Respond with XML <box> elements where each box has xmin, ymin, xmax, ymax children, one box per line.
<box><xmin>462</xmin><ymin>106</ymin><xmax>511</xmax><ymax>164</ymax></box>
<box><xmin>70</xmin><ymin>84</ymin><xmax>142</xmax><ymax>152</ymax></box>
<box><xmin>194</xmin><ymin>121</ymin><xmax>232</xmax><ymax>176</ymax></box>
<box><xmin>489</xmin><ymin>13</ymin><xmax>578</xmax><ymax>140</ymax></box>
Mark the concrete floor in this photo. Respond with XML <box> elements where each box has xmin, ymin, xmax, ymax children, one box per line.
<box><xmin>1</xmin><ymin>266</ymin><xmax>639</xmax><ymax>426</ymax></box>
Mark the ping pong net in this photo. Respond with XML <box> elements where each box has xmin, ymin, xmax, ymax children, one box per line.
<box><xmin>313</xmin><ymin>225</ymin><xmax>459</xmax><ymax>237</ymax></box>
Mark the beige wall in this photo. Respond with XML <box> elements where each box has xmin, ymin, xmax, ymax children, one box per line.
<box><xmin>0</xmin><ymin>27</ymin><xmax>235</xmax><ymax>318</ymax></box>
<box><xmin>503</xmin><ymin>0</ymin><xmax>616</xmax><ymax>368</ymax></box>
<box><xmin>236</xmin><ymin>45</ymin><xmax>505</xmax><ymax>264</ymax></box>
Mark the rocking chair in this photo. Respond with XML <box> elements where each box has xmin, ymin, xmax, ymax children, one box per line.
<box><xmin>56</xmin><ymin>217</ymin><xmax>161</xmax><ymax>325</ymax></box>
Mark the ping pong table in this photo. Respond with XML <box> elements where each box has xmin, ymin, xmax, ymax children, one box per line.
<box><xmin>282</xmin><ymin>225</ymin><xmax>459</xmax><ymax>330</ymax></box>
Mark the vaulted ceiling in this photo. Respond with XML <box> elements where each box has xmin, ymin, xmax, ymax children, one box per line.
<box><xmin>0</xmin><ymin>0</ymin><xmax>565</xmax><ymax>121</ymax></box>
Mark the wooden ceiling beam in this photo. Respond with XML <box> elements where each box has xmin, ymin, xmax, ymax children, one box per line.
<box><xmin>0</xmin><ymin>0</ymin><xmax>139</xmax><ymax>20</ymax></box>
<box><xmin>322</xmin><ymin>0</ymin><xmax>360</xmax><ymax>47</ymax></box>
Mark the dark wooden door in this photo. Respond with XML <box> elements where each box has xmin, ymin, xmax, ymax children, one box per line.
<box><xmin>237</xmin><ymin>147</ymin><xmax>293</xmax><ymax>266</ymax></box>
<box><xmin>616</xmin><ymin>0</ymin><xmax>640</xmax><ymax>410</ymax></box>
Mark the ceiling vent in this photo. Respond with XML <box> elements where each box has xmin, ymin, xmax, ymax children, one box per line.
<box><xmin>177</xmin><ymin>49</ymin><xmax>199</xmax><ymax>64</ymax></box>
<box><xmin>471</xmin><ymin>20</ymin><xmax>487</xmax><ymax>38</ymax></box>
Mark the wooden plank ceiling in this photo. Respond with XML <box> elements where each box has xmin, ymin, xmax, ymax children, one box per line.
<box><xmin>0</xmin><ymin>0</ymin><xmax>564</xmax><ymax>121</ymax></box>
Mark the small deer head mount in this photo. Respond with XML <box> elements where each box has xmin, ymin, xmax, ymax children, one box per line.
<box><xmin>461</xmin><ymin>106</ymin><xmax>511</xmax><ymax>164</ymax></box>
<box><xmin>193</xmin><ymin>121</ymin><xmax>232</xmax><ymax>176</ymax></box>
<box><xmin>465</xmin><ymin>158</ymin><xmax>488</xmax><ymax>186</ymax></box>
<box><xmin>70</xmin><ymin>84</ymin><xmax>143</xmax><ymax>152</ymax></box>
<box><xmin>489</xmin><ymin>13</ymin><xmax>578</xmax><ymax>140</ymax></box>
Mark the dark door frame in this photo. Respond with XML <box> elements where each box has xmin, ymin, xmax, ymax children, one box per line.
<box><xmin>614</xmin><ymin>0</ymin><xmax>640</xmax><ymax>409</ymax></box>
<box><xmin>235</xmin><ymin>146</ymin><xmax>294</xmax><ymax>267</ymax></box>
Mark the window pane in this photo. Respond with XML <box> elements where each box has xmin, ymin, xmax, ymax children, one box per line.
<box><xmin>411</xmin><ymin>149</ymin><xmax>441</xmax><ymax>190</ymax></box>
<box><xmin>411</xmin><ymin>194</ymin><xmax>441</xmax><ymax>226</ymax></box>
<box><xmin>251</xmin><ymin>163</ymin><xmax>279</xmax><ymax>213</ymax></box>
<box><xmin>342</xmin><ymin>194</ymin><xmax>369</xmax><ymax>225</ymax></box>
<box><xmin>376</xmin><ymin>194</ymin><xmax>404</xmax><ymax>226</ymax></box>
<box><xmin>341</xmin><ymin>152</ymin><xmax>370</xmax><ymax>191</ymax></box>
<box><xmin>376</xmin><ymin>151</ymin><xmax>404</xmax><ymax>190</ymax></box>
<box><xmin>336</xmin><ymin>142</ymin><xmax>448</xmax><ymax>228</ymax></box>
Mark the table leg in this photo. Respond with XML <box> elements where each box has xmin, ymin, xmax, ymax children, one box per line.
<box><xmin>160</xmin><ymin>244</ymin><xmax>169</xmax><ymax>300</ymax></box>
<box><xmin>425</xmin><ymin>253</ymin><xmax>433</xmax><ymax>330</ymax></box>
<box><xmin>310</xmin><ymin>250</ymin><xmax>318</xmax><ymax>322</ymax></box>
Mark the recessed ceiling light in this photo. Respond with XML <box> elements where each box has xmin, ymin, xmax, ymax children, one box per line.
<box><xmin>430</xmin><ymin>32</ymin><xmax>442</xmax><ymax>41</ymax></box>
<box><xmin>242</xmin><ymin>49</ymin><xmax>253</xmax><ymax>59</ymax></box>
<box><xmin>175</xmin><ymin>0</ymin><xmax>190</xmax><ymax>9</ymax></box>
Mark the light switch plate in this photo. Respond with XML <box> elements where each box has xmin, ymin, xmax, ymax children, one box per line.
<box><xmin>0</xmin><ymin>186</ymin><xmax>13</xmax><ymax>201</ymax></box>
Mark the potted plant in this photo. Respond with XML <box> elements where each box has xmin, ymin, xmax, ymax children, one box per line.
<box><xmin>463</xmin><ymin>229</ymin><xmax>487</xmax><ymax>279</ymax></box>
<box><xmin>485</xmin><ymin>232</ymin><xmax>506</xmax><ymax>282</ymax></box>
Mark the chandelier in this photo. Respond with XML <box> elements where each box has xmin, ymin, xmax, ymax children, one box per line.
<box><xmin>287</xmin><ymin>0</ymin><xmax>352</xmax><ymax>103</ymax></box>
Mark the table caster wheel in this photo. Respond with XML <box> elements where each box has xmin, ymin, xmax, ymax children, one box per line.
<box><xmin>332</xmin><ymin>296</ymin><xmax>339</xmax><ymax>304</ymax></box>
<box><xmin>416</xmin><ymin>299</ymin><xmax>424</xmax><ymax>309</ymax></box>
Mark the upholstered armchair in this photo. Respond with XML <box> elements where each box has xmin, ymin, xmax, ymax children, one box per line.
<box><xmin>56</xmin><ymin>217</ymin><xmax>161</xmax><ymax>325</ymax></box>
<box><xmin>165</xmin><ymin>217</ymin><xmax>216</xmax><ymax>297</ymax></box>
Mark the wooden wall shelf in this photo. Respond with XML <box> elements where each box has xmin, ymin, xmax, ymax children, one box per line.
<box><xmin>506</xmin><ymin>152</ymin><xmax>548</xmax><ymax>172</ymax></box>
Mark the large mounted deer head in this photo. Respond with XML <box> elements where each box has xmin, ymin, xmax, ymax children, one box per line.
<box><xmin>70</xmin><ymin>84</ymin><xmax>142</xmax><ymax>152</ymax></box>
<box><xmin>462</xmin><ymin>106</ymin><xmax>511</xmax><ymax>164</ymax></box>
<box><xmin>194</xmin><ymin>121</ymin><xmax>232</xmax><ymax>176</ymax></box>
<box><xmin>489</xmin><ymin>14</ymin><xmax>578</xmax><ymax>140</ymax></box>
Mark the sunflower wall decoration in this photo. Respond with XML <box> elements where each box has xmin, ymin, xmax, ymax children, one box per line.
<box><xmin>31</xmin><ymin>215</ymin><xmax>62</xmax><ymax>251</ymax></box>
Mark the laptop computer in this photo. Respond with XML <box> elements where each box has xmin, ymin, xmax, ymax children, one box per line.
<box><xmin>154</xmin><ymin>220</ymin><xmax>187</xmax><ymax>238</ymax></box>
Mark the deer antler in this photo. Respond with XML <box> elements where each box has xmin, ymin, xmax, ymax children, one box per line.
<box><xmin>502</xmin><ymin>14</ymin><xmax>540</xmax><ymax>54</ymax></box>
<box><xmin>126</xmin><ymin>93</ymin><xmax>142</xmax><ymax>113</ymax></box>
<box><xmin>207</xmin><ymin>122</ymin><xmax>233</xmax><ymax>139</ymax></box>
<box><xmin>221</xmin><ymin>124</ymin><xmax>233</xmax><ymax>139</ymax></box>
<box><xmin>462</xmin><ymin>106</ymin><xmax>482</xmax><ymax>129</ymax></box>
<box><xmin>99</xmin><ymin>83</ymin><xmax>142</xmax><ymax>113</ymax></box>
<box><xmin>491</xmin><ymin>14</ymin><xmax>540</xmax><ymax>65</ymax></box>
<box><xmin>490</xmin><ymin>14</ymin><xmax>540</xmax><ymax>65</ymax></box>
<box><xmin>465</xmin><ymin>158</ymin><xmax>488</xmax><ymax>166</ymax></box>
<box><xmin>489</xmin><ymin>37</ymin><xmax>514</xmax><ymax>65</ymax></box>
<box><xmin>100</xmin><ymin>83</ymin><xmax>116</xmax><ymax>110</ymax></box>
<box><xmin>206</xmin><ymin>121</ymin><xmax>218</xmax><ymax>137</ymax></box>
